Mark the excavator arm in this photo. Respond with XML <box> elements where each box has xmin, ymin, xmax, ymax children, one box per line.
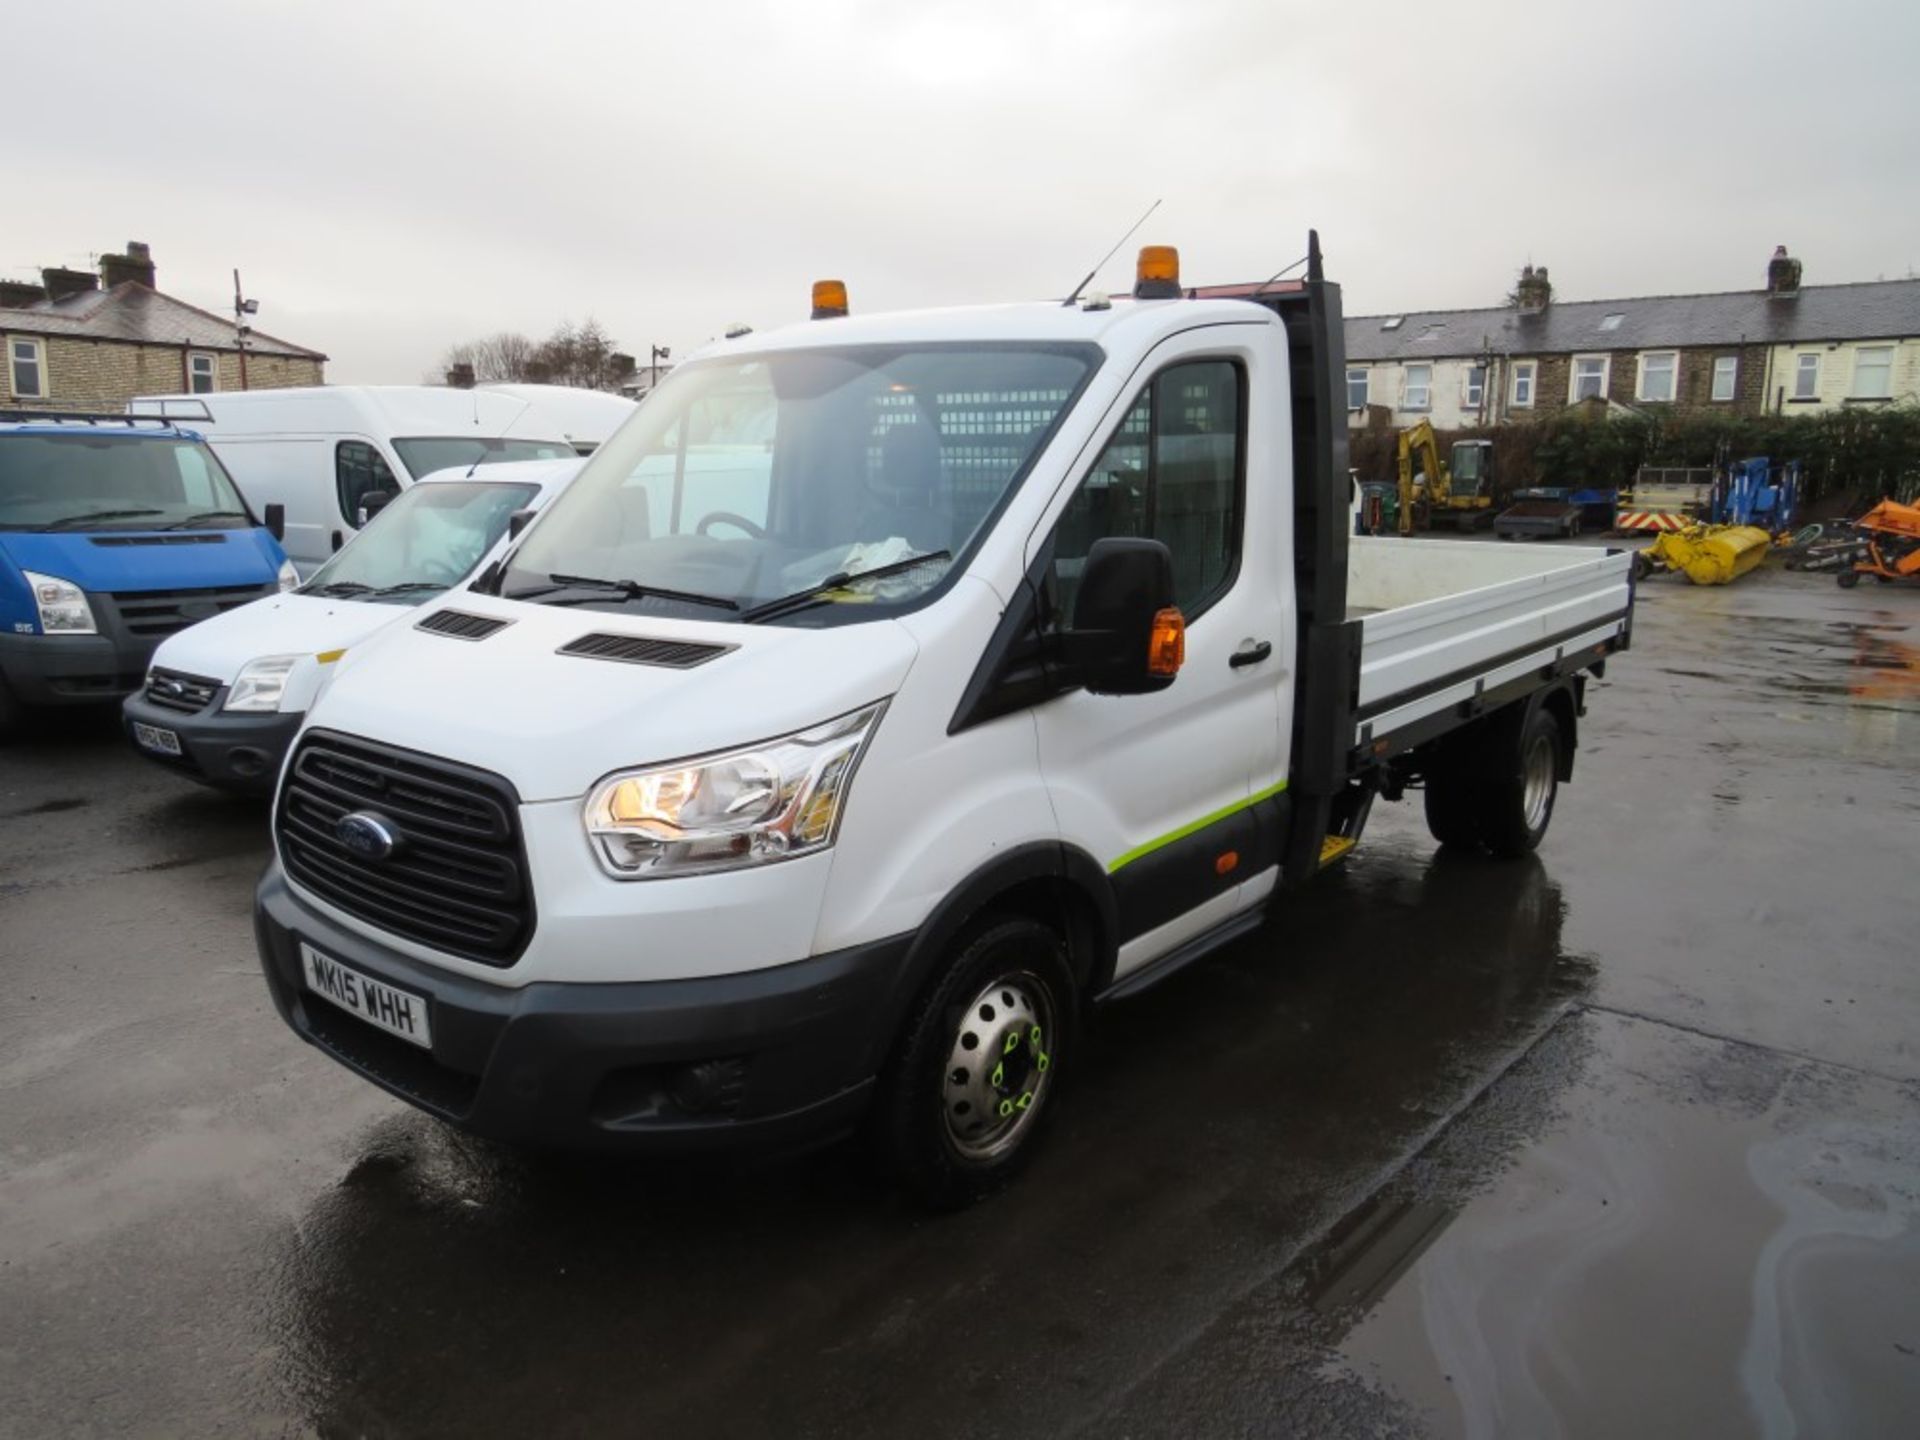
<box><xmin>1394</xmin><ymin>419</ymin><xmax>1449</xmax><ymax>534</ymax></box>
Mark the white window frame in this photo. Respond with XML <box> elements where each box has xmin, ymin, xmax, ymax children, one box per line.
<box><xmin>188</xmin><ymin>351</ymin><xmax>218</xmax><ymax>394</ymax></box>
<box><xmin>1346</xmin><ymin>367</ymin><xmax>1369</xmax><ymax>411</ymax></box>
<box><xmin>1851</xmin><ymin>345</ymin><xmax>1894</xmax><ymax>400</ymax></box>
<box><xmin>1511</xmin><ymin>360</ymin><xmax>1536</xmax><ymax>408</ymax></box>
<box><xmin>1711</xmin><ymin>355</ymin><xmax>1738</xmax><ymax>403</ymax></box>
<box><xmin>1793</xmin><ymin>353</ymin><xmax>1820</xmax><ymax>401</ymax></box>
<box><xmin>1402</xmin><ymin>364</ymin><xmax>1432</xmax><ymax>412</ymax></box>
<box><xmin>1636</xmin><ymin>351</ymin><xmax>1678</xmax><ymax>404</ymax></box>
<box><xmin>1464</xmin><ymin>363</ymin><xmax>1487</xmax><ymax>411</ymax></box>
<box><xmin>1570</xmin><ymin>354</ymin><xmax>1610</xmax><ymax>403</ymax></box>
<box><xmin>8</xmin><ymin>335</ymin><xmax>47</xmax><ymax>399</ymax></box>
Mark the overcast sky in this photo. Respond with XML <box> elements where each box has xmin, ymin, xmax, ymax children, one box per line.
<box><xmin>12</xmin><ymin>0</ymin><xmax>1918</xmax><ymax>382</ymax></box>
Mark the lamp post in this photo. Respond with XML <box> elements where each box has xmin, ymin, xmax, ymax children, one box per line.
<box><xmin>232</xmin><ymin>269</ymin><xmax>259</xmax><ymax>391</ymax></box>
<box><xmin>649</xmin><ymin>343</ymin><xmax>671</xmax><ymax>394</ymax></box>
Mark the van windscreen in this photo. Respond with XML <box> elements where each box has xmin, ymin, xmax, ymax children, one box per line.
<box><xmin>393</xmin><ymin>436</ymin><xmax>576</xmax><ymax>479</ymax></box>
<box><xmin>0</xmin><ymin>433</ymin><xmax>252</xmax><ymax>532</ymax></box>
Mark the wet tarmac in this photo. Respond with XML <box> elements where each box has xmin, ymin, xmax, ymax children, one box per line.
<box><xmin>2</xmin><ymin>562</ymin><xmax>1916</xmax><ymax>1438</ymax></box>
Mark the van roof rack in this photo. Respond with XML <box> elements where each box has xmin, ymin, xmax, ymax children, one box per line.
<box><xmin>0</xmin><ymin>410</ymin><xmax>192</xmax><ymax>429</ymax></box>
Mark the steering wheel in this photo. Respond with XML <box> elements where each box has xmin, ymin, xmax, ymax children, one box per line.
<box><xmin>695</xmin><ymin>511</ymin><xmax>766</xmax><ymax>540</ymax></box>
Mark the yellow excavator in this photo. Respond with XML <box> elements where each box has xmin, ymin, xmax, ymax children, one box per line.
<box><xmin>1396</xmin><ymin>422</ymin><xmax>1496</xmax><ymax>534</ymax></box>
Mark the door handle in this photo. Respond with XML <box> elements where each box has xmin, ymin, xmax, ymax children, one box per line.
<box><xmin>1230</xmin><ymin>640</ymin><xmax>1272</xmax><ymax>669</ymax></box>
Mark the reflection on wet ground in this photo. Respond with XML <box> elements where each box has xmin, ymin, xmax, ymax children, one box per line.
<box><xmin>3</xmin><ymin>568</ymin><xmax>1918</xmax><ymax>1437</ymax></box>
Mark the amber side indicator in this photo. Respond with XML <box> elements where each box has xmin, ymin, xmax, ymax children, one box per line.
<box><xmin>811</xmin><ymin>279</ymin><xmax>849</xmax><ymax>319</ymax></box>
<box><xmin>1147</xmin><ymin>606</ymin><xmax>1186</xmax><ymax>677</ymax></box>
<box><xmin>1214</xmin><ymin>850</ymin><xmax>1240</xmax><ymax>876</ymax></box>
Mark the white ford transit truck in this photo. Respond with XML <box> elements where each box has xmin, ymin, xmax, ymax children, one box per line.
<box><xmin>254</xmin><ymin>237</ymin><xmax>1633</xmax><ymax>1205</ymax></box>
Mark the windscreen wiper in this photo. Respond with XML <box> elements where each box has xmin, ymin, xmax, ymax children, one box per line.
<box><xmin>40</xmin><ymin>508</ymin><xmax>164</xmax><ymax>530</ymax></box>
<box><xmin>162</xmin><ymin>509</ymin><xmax>250</xmax><ymax>529</ymax></box>
<box><xmin>505</xmin><ymin>572</ymin><xmax>741</xmax><ymax>612</ymax></box>
<box><xmin>305</xmin><ymin>580</ymin><xmax>375</xmax><ymax>597</ymax></box>
<box><xmin>364</xmin><ymin>580</ymin><xmax>449</xmax><ymax>597</ymax></box>
<box><xmin>740</xmin><ymin>550</ymin><xmax>951</xmax><ymax>624</ymax></box>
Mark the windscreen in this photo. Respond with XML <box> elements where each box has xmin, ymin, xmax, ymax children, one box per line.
<box><xmin>0</xmin><ymin>433</ymin><xmax>252</xmax><ymax>531</ymax></box>
<box><xmin>302</xmin><ymin>480</ymin><xmax>539</xmax><ymax>603</ymax></box>
<box><xmin>498</xmin><ymin>343</ymin><xmax>1098</xmax><ymax>622</ymax></box>
<box><xmin>392</xmin><ymin>436</ymin><xmax>576</xmax><ymax>479</ymax></box>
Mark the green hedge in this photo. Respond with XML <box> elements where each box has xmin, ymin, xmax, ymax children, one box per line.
<box><xmin>1350</xmin><ymin>404</ymin><xmax>1920</xmax><ymax>505</ymax></box>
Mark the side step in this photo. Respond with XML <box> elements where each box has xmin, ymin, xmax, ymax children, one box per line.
<box><xmin>1318</xmin><ymin>834</ymin><xmax>1358</xmax><ymax>868</ymax></box>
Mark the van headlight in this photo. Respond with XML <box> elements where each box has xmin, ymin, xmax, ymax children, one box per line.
<box><xmin>22</xmin><ymin>571</ymin><xmax>96</xmax><ymax>635</ymax></box>
<box><xmin>583</xmin><ymin>702</ymin><xmax>885</xmax><ymax>879</ymax></box>
<box><xmin>277</xmin><ymin>558</ymin><xmax>299</xmax><ymax>592</ymax></box>
<box><xmin>225</xmin><ymin>654</ymin><xmax>302</xmax><ymax>712</ymax></box>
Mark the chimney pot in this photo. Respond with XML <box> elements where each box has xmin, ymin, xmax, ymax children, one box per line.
<box><xmin>1514</xmin><ymin>263</ymin><xmax>1553</xmax><ymax>315</ymax></box>
<box><xmin>446</xmin><ymin>362</ymin><xmax>476</xmax><ymax>389</ymax></box>
<box><xmin>42</xmin><ymin>266</ymin><xmax>99</xmax><ymax>302</ymax></box>
<box><xmin>0</xmin><ymin>279</ymin><xmax>44</xmax><ymax>308</ymax></box>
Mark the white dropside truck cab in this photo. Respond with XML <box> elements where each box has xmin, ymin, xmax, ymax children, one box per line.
<box><xmin>123</xmin><ymin>459</ymin><xmax>582</xmax><ymax>794</ymax></box>
<box><xmin>255</xmin><ymin>239</ymin><xmax>1634</xmax><ymax>1206</ymax></box>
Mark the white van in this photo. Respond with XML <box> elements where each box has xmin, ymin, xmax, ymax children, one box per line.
<box><xmin>123</xmin><ymin>458</ymin><xmax>582</xmax><ymax>794</ymax></box>
<box><xmin>129</xmin><ymin>386</ymin><xmax>633</xmax><ymax>575</ymax></box>
<box><xmin>253</xmin><ymin>242</ymin><xmax>1634</xmax><ymax>1206</ymax></box>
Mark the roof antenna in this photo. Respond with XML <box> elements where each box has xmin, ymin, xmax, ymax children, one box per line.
<box><xmin>1062</xmin><ymin>198</ymin><xmax>1162</xmax><ymax>307</ymax></box>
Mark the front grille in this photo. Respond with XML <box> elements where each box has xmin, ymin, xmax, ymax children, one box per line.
<box><xmin>276</xmin><ymin>730</ymin><xmax>533</xmax><ymax>966</ymax></box>
<box><xmin>106</xmin><ymin>583</ymin><xmax>273</xmax><ymax>637</ymax></box>
<box><xmin>416</xmin><ymin>609</ymin><xmax>513</xmax><ymax>641</ymax></box>
<box><xmin>144</xmin><ymin>666</ymin><xmax>220</xmax><ymax>713</ymax></box>
<box><xmin>558</xmin><ymin>632</ymin><xmax>734</xmax><ymax>669</ymax></box>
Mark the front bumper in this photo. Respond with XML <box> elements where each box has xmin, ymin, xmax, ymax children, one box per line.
<box><xmin>122</xmin><ymin>689</ymin><xmax>300</xmax><ymax>795</ymax></box>
<box><xmin>254</xmin><ymin>861</ymin><xmax>911</xmax><ymax>1154</ymax></box>
<box><xmin>0</xmin><ymin>631</ymin><xmax>154</xmax><ymax>707</ymax></box>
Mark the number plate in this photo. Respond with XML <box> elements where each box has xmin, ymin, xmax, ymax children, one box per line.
<box><xmin>132</xmin><ymin>721</ymin><xmax>182</xmax><ymax>756</ymax></box>
<box><xmin>300</xmin><ymin>943</ymin><xmax>433</xmax><ymax>1049</ymax></box>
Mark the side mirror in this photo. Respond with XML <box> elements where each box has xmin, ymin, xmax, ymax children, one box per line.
<box><xmin>263</xmin><ymin>502</ymin><xmax>286</xmax><ymax>542</ymax></box>
<box><xmin>1065</xmin><ymin>537</ymin><xmax>1184</xmax><ymax>696</ymax></box>
<box><xmin>356</xmin><ymin>490</ymin><xmax>395</xmax><ymax>527</ymax></box>
<box><xmin>507</xmin><ymin>508</ymin><xmax>536</xmax><ymax>540</ymax></box>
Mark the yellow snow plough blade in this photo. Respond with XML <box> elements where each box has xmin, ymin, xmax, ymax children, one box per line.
<box><xmin>1638</xmin><ymin>524</ymin><xmax>1773</xmax><ymax>586</ymax></box>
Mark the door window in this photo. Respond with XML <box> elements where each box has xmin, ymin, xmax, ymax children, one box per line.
<box><xmin>336</xmin><ymin>441</ymin><xmax>400</xmax><ymax>525</ymax></box>
<box><xmin>1048</xmin><ymin>359</ymin><xmax>1243</xmax><ymax>623</ymax></box>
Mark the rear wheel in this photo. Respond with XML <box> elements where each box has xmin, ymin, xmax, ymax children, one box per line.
<box><xmin>1475</xmin><ymin>707</ymin><xmax>1563</xmax><ymax>858</ymax></box>
<box><xmin>1423</xmin><ymin>756</ymin><xmax>1483</xmax><ymax>849</ymax></box>
<box><xmin>871</xmin><ymin>916</ymin><xmax>1075</xmax><ymax>1209</ymax></box>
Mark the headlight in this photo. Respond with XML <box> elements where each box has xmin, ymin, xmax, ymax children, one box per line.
<box><xmin>276</xmin><ymin>558</ymin><xmax>299</xmax><ymax>593</ymax></box>
<box><xmin>584</xmin><ymin>702</ymin><xmax>885</xmax><ymax>879</ymax></box>
<box><xmin>22</xmin><ymin>570</ymin><xmax>96</xmax><ymax>635</ymax></box>
<box><xmin>224</xmin><ymin>653</ymin><xmax>302</xmax><ymax>712</ymax></box>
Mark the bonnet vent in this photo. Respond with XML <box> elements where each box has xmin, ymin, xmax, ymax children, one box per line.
<box><xmin>557</xmin><ymin>632</ymin><xmax>733</xmax><ymax>669</ymax></box>
<box><xmin>415</xmin><ymin>609</ymin><xmax>513</xmax><ymax>641</ymax></box>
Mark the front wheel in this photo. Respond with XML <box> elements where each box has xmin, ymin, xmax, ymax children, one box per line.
<box><xmin>871</xmin><ymin>916</ymin><xmax>1075</xmax><ymax>1209</ymax></box>
<box><xmin>1838</xmin><ymin>570</ymin><xmax>1861</xmax><ymax>589</ymax></box>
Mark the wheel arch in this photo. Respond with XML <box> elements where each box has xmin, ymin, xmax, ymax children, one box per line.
<box><xmin>1531</xmin><ymin>680</ymin><xmax>1580</xmax><ymax>781</ymax></box>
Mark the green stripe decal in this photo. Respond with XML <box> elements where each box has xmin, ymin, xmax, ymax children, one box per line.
<box><xmin>1106</xmin><ymin>779</ymin><xmax>1289</xmax><ymax>874</ymax></box>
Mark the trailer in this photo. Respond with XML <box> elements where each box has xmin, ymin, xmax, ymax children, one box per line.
<box><xmin>1494</xmin><ymin>487</ymin><xmax>1584</xmax><ymax>539</ymax></box>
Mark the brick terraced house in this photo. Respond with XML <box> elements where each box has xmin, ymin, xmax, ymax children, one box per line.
<box><xmin>2</xmin><ymin>242</ymin><xmax>325</xmax><ymax>412</ymax></box>
<box><xmin>1344</xmin><ymin>247</ymin><xmax>1920</xmax><ymax>431</ymax></box>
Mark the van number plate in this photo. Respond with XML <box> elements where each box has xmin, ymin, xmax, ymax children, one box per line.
<box><xmin>300</xmin><ymin>943</ymin><xmax>433</xmax><ymax>1049</ymax></box>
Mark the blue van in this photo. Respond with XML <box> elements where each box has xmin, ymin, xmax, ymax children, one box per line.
<box><xmin>0</xmin><ymin>413</ymin><xmax>296</xmax><ymax>733</ymax></box>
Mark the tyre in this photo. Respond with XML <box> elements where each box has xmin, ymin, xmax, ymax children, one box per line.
<box><xmin>0</xmin><ymin>672</ymin><xmax>20</xmax><ymax>740</ymax></box>
<box><xmin>871</xmin><ymin>915</ymin><xmax>1075</xmax><ymax>1209</ymax></box>
<box><xmin>1423</xmin><ymin>751</ymin><xmax>1483</xmax><ymax>850</ymax></box>
<box><xmin>1837</xmin><ymin>571</ymin><xmax>1860</xmax><ymax>589</ymax></box>
<box><xmin>1474</xmin><ymin>706</ymin><xmax>1563</xmax><ymax>858</ymax></box>
<box><xmin>1632</xmin><ymin>552</ymin><xmax>1655</xmax><ymax>582</ymax></box>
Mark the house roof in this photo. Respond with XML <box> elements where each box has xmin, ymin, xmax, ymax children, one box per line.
<box><xmin>0</xmin><ymin>282</ymin><xmax>326</xmax><ymax>360</ymax></box>
<box><xmin>1344</xmin><ymin>279</ymin><xmax>1920</xmax><ymax>363</ymax></box>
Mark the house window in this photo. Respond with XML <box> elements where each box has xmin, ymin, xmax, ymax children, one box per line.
<box><xmin>1572</xmin><ymin>355</ymin><xmax>1609</xmax><ymax>402</ymax></box>
<box><xmin>188</xmin><ymin>352</ymin><xmax>217</xmax><ymax>394</ymax></box>
<box><xmin>1711</xmin><ymin>355</ymin><xmax>1738</xmax><ymax>403</ymax></box>
<box><xmin>1852</xmin><ymin>345</ymin><xmax>1894</xmax><ymax>399</ymax></box>
<box><xmin>8</xmin><ymin>337</ymin><xmax>46</xmax><ymax>399</ymax></box>
<box><xmin>1637</xmin><ymin>352</ymin><xmax>1678</xmax><ymax>403</ymax></box>
<box><xmin>1511</xmin><ymin>360</ymin><xmax>1536</xmax><ymax>408</ymax></box>
<box><xmin>1346</xmin><ymin>367</ymin><xmax>1369</xmax><ymax>411</ymax></box>
<box><xmin>1403</xmin><ymin>364</ymin><xmax>1432</xmax><ymax>411</ymax></box>
<box><xmin>1793</xmin><ymin>354</ymin><xmax>1820</xmax><ymax>400</ymax></box>
<box><xmin>1465</xmin><ymin>364</ymin><xmax>1487</xmax><ymax>411</ymax></box>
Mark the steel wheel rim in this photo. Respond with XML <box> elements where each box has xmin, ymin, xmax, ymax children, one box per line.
<box><xmin>942</xmin><ymin>972</ymin><xmax>1056</xmax><ymax>1162</ymax></box>
<box><xmin>1522</xmin><ymin>732</ymin><xmax>1555</xmax><ymax>832</ymax></box>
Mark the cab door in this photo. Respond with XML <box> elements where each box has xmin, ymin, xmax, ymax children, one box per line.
<box><xmin>1028</xmin><ymin>330</ymin><xmax>1289</xmax><ymax>979</ymax></box>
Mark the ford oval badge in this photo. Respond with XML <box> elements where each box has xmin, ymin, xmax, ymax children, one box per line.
<box><xmin>336</xmin><ymin>811</ymin><xmax>400</xmax><ymax>861</ymax></box>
